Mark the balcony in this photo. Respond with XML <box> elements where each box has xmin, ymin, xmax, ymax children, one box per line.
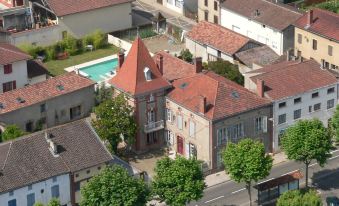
<box><xmin>144</xmin><ymin>120</ymin><xmax>164</xmax><ymax>133</ymax></box>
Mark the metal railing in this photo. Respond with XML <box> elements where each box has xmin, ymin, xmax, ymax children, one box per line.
<box><xmin>144</xmin><ymin>120</ymin><xmax>164</xmax><ymax>133</ymax></box>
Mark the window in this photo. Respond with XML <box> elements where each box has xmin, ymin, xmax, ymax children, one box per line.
<box><xmin>312</xmin><ymin>39</ymin><xmax>317</xmax><ymax>50</ymax></box>
<box><xmin>314</xmin><ymin>103</ymin><xmax>321</xmax><ymax>111</ymax></box>
<box><xmin>4</xmin><ymin>64</ymin><xmax>12</xmax><ymax>74</ymax></box>
<box><xmin>147</xmin><ymin>109</ymin><xmax>155</xmax><ymax>123</ymax></box>
<box><xmin>52</xmin><ymin>176</ymin><xmax>57</xmax><ymax>183</ymax></box>
<box><xmin>189</xmin><ymin>120</ymin><xmax>195</xmax><ymax>137</ymax></box>
<box><xmin>25</xmin><ymin>121</ymin><xmax>33</xmax><ymax>132</ymax></box>
<box><xmin>255</xmin><ymin>116</ymin><xmax>267</xmax><ymax>133</ymax></box>
<box><xmin>204</xmin><ymin>0</ymin><xmax>208</xmax><ymax>6</ymax></box>
<box><xmin>86</xmin><ymin>170</ymin><xmax>90</xmax><ymax>174</ymax></box>
<box><xmin>2</xmin><ymin>81</ymin><xmax>16</xmax><ymax>93</ymax></box>
<box><xmin>9</xmin><ymin>191</ymin><xmax>14</xmax><ymax>196</ymax></box>
<box><xmin>293</xmin><ymin>109</ymin><xmax>301</xmax><ymax>120</ymax></box>
<box><xmin>166</xmin><ymin>109</ymin><xmax>172</xmax><ymax>122</ymax></box>
<box><xmin>217</xmin><ymin>128</ymin><xmax>227</xmax><ymax>146</ymax></box>
<box><xmin>327</xmin><ymin>99</ymin><xmax>335</xmax><ymax>109</ymax></box>
<box><xmin>294</xmin><ymin>97</ymin><xmax>301</xmax><ymax>104</ymax></box>
<box><xmin>328</xmin><ymin>45</ymin><xmax>333</xmax><ymax>56</ymax></box>
<box><xmin>312</xmin><ymin>92</ymin><xmax>319</xmax><ymax>98</ymax></box>
<box><xmin>214</xmin><ymin>15</ymin><xmax>218</xmax><ymax>24</ymax></box>
<box><xmin>231</xmin><ymin>123</ymin><xmax>244</xmax><ymax>142</ymax></box>
<box><xmin>40</xmin><ymin>103</ymin><xmax>46</xmax><ymax>113</ymax></box>
<box><xmin>165</xmin><ymin>130</ymin><xmax>173</xmax><ymax>146</ymax></box>
<box><xmin>279</xmin><ymin>183</ymin><xmax>289</xmax><ymax>194</ymax></box>
<box><xmin>144</xmin><ymin>67</ymin><xmax>152</xmax><ymax>81</ymax></box>
<box><xmin>146</xmin><ymin>132</ymin><xmax>157</xmax><ymax>144</ymax></box>
<box><xmin>8</xmin><ymin>199</ymin><xmax>16</xmax><ymax>206</ymax></box>
<box><xmin>148</xmin><ymin>94</ymin><xmax>154</xmax><ymax>102</ymax></box>
<box><xmin>62</xmin><ymin>31</ymin><xmax>67</xmax><ymax>39</ymax></box>
<box><xmin>74</xmin><ymin>181</ymin><xmax>81</xmax><ymax>191</ymax></box>
<box><xmin>51</xmin><ymin>185</ymin><xmax>60</xmax><ymax>198</ymax></box>
<box><xmin>297</xmin><ymin>33</ymin><xmax>302</xmax><ymax>44</ymax></box>
<box><xmin>70</xmin><ymin>105</ymin><xmax>81</xmax><ymax>120</ymax></box>
<box><xmin>27</xmin><ymin>193</ymin><xmax>35</xmax><ymax>206</ymax></box>
<box><xmin>278</xmin><ymin>102</ymin><xmax>286</xmax><ymax>108</ymax></box>
<box><xmin>327</xmin><ymin>87</ymin><xmax>335</xmax><ymax>94</ymax></box>
<box><xmin>217</xmin><ymin>150</ymin><xmax>223</xmax><ymax>167</ymax></box>
<box><xmin>177</xmin><ymin>115</ymin><xmax>183</xmax><ymax>130</ymax></box>
<box><xmin>204</xmin><ymin>11</ymin><xmax>208</xmax><ymax>21</ymax></box>
<box><xmin>278</xmin><ymin>114</ymin><xmax>286</xmax><ymax>124</ymax></box>
<box><xmin>278</xmin><ymin>129</ymin><xmax>286</xmax><ymax>146</ymax></box>
<box><xmin>309</xmin><ymin>106</ymin><xmax>312</xmax><ymax>113</ymax></box>
<box><xmin>214</xmin><ymin>1</ymin><xmax>218</xmax><ymax>10</ymax></box>
<box><xmin>28</xmin><ymin>185</ymin><xmax>32</xmax><ymax>191</ymax></box>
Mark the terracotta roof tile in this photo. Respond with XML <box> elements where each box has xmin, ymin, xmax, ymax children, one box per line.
<box><xmin>186</xmin><ymin>21</ymin><xmax>252</xmax><ymax>55</ymax></box>
<box><xmin>250</xmin><ymin>60</ymin><xmax>338</xmax><ymax>100</ymax></box>
<box><xmin>0</xmin><ymin>43</ymin><xmax>31</xmax><ymax>65</ymax></box>
<box><xmin>294</xmin><ymin>8</ymin><xmax>339</xmax><ymax>42</ymax></box>
<box><xmin>109</xmin><ymin>38</ymin><xmax>171</xmax><ymax>96</ymax></box>
<box><xmin>0</xmin><ymin>72</ymin><xmax>95</xmax><ymax>114</ymax></box>
<box><xmin>46</xmin><ymin>0</ymin><xmax>133</xmax><ymax>16</ymax></box>
<box><xmin>168</xmin><ymin>71</ymin><xmax>271</xmax><ymax>120</ymax></box>
<box><xmin>221</xmin><ymin>0</ymin><xmax>302</xmax><ymax>31</ymax></box>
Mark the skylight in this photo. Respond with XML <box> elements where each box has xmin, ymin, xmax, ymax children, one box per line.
<box><xmin>179</xmin><ymin>82</ymin><xmax>188</xmax><ymax>89</ymax></box>
<box><xmin>56</xmin><ymin>84</ymin><xmax>64</xmax><ymax>91</ymax></box>
<box><xmin>231</xmin><ymin>91</ymin><xmax>240</xmax><ymax>99</ymax></box>
<box><xmin>0</xmin><ymin>103</ymin><xmax>4</xmax><ymax>109</ymax></box>
<box><xmin>16</xmin><ymin>97</ymin><xmax>25</xmax><ymax>103</ymax></box>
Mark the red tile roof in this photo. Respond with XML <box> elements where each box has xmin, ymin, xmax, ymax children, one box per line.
<box><xmin>294</xmin><ymin>8</ymin><xmax>339</xmax><ymax>42</ymax></box>
<box><xmin>0</xmin><ymin>43</ymin><xmax>31</xmax><ymax>65</ymax></box>
<box><xmin>109</xmin><ymin>38</ymin><xmax>171</xmax><ymax>96</ymax></box>
<box><xmin>0</xmin><ymin>72</ymin><xmax>95</xmax><ymax>114</ymax></box>
<box><xmin>186</xmin><ymin>21</ymin><xmax>253</xmax><ymax>55</ymax></box>
<box><xmin>154</xmin><ymin>51</ymin><xmax>197</xmax><ymax>81</ymax></box>
<box><xmin>250</xmin><ymin>60</ymin><xmax>338</xmax><ymax>100</ymax></box>
<box><xmin>221</xmin><ymin>0</ymin><xmax>302</xmax><ymax>31</ymax></box>
<box><xmin>167</xmin><ymin>71</ymin><xmax>271</xmax><ymax>120</ymax></box>
<box><xmin>46</xmin><ymin>0</ymin><xmax>133</xmax><ymax>16</ymax></box>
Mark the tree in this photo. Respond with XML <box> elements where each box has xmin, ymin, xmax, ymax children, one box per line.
<box><xmin>1</xmin><ymin>125</ymin><xmax>25</xmax><ymax>142</ymax></box>
<box><xmin>92</xmin><ymin>94</ymin><xmax>137</xmax><ymax>154</ymax></box>
<box><xmin>47</xmin><ymin>198</ymin><xmax>61</xmax><ymax>206</ymax></box>
<box><xmin>33</xmin><ymin>203</ymin><xmax>44</xmax><ymax>206</ymax></box>
<box><xmin>207</xmin><ymin>60</ymin><xmax>244</xmax><ymax>85</ymax></box>
<box><xmin>222</xmin><ymin>138</ymin><xmax>273</xmax><ymax>206</ymax></box>
<box><xmin>277</xmin><ymin>189</ymin><xmax>322</xmax><ymax>206</ymax></box>
<box><xmin>281</xmin><ymin>119</ymin><xmax>332</xmax><ymax>188</ymax></box>
<box><xmin>331</xmin><ymin>105</ymin><xmax>339</xmax><ymax>143</ymax></box>
<box><xmin>180</xmin><ymin>49</ymin><xmax>193</xmax><ymax>63</ymax></box>
<box><xmin>81</xmin><ymin>166</ymin><xmax>149</xmax><ymax>206</ymax></box>
<box><xmin>152</xmin><ymin>156</ymin><xmax>205</xmax><ymax>206</ymax></box>
<box><xmin>95</xmin><ymin>82</ymin><xmax>113</xmax><ymax>105</ymax></box>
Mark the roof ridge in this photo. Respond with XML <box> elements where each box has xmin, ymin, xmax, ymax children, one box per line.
<box><xmin>312</xmin><ymin>7</ymin><xmax>339</xmax><ymax>17</ymax></box>
<box><xmin>263</xmin><ymin>0</ymin><xmax>302</xmax><ymax>15</ymax></box>
<box><xmin>0</xmin><ymin>46</ymin><xmax>30</xmax><ymax>59</ymax></box>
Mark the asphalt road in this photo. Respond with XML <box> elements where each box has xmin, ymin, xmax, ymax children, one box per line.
<box><xmin>189</xmin><ymin>149</ymin><xmax>339</xmax><ymax>206</ymax></box>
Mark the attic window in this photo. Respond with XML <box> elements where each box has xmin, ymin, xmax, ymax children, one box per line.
<box><xmin>144</xmin><ymin>67</ymin><xmax>152</xmax><ymax>81</ymax></box>
<box><xmin>16</xmin><ymin>97</ymin><xmax>25</xmax><ymax>103</ymax></box>
<box><xmin>179</xmin><ymin>82</ymin><xmax>188</xmax><ymax>89</ymax></box>
<box><xmin>231</xmin><ymin>91</ymin><xmax>240</xmax><ymax>99</ymax></box>
<box><xmin>56</xmin><ymin>84</ymin><xmax>64</xmax><ymax>91</ymax></box>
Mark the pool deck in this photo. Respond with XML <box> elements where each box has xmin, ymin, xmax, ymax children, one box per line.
<box><xmin>64</xmin><ymin>54</ymin><xmax>118</xmax><ymax>73</ymax></box>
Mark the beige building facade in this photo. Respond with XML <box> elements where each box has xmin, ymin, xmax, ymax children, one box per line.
<box><xmin>198</xmin><ymin>0</ymin><xmax>220</xmax><ymax>24</ymax></box>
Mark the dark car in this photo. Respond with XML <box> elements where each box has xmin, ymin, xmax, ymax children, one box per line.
<box><xmin>327</xmin><ymin>196</ymin><xmax>339</xmax><ymax>206</ymax></box>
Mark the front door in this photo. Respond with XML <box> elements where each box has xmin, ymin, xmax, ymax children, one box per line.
<box><xmin>177</xmin><ymin>136</ymin><xmax>184</xmax><ymax>155</ymax></box>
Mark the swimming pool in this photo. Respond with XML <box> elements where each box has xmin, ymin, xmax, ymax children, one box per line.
<box><xmin>79</xmin><ymin>58</ymin><xmax>118</xmax><ymax>82</ymax></box>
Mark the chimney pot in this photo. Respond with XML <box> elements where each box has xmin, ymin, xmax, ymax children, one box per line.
<box><xmin>199</xmin><ymin>96</ymin><xmax>207</xmax><ymax>114</ymax></box>
<box><xmin>194</xmin><ymin>57</ymin><xmax>203</xmax><ymax>73</ymax></box>
<box><xmin>156</xmin><ymin>54</ymin><xmax>164</xmax><ymax>75</ymax></box>
<box><xmin>118</xmin><ymin>51</ymin><xmax>125</xmax><ymax>69</ymax></box>
<box><xmin>308</xmin><ymin>10</ymin><xmax>314</xmax><ymax>26</ymax></box>
<box><xmin>257</xmin><ymin>79</ymin><xmax>265</xmax><ymax>98</ymax></box>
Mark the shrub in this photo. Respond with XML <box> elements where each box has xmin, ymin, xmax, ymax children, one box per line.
<box><xmin>207</xmin><ymin>60</ymin><xmax>244</xmax><ymax>85</ymax></box>
<box><xmin>180</xmin><ymin>49</ymin><xmax>193</xmax><ymax>63</ymax></box>
<box><xmin>83</xmin><ymin>34</ymin><xmax>94</xmax><ymax>47</ymax></box>
<box><xmin>92</xmin><ymin>30</ymin><xmax>107</xmax><ymax>49</ymax></box>
<box><xmin>139</xmin><ymin>29</ymin><xmax>157</xmax><ymax>39</ymax></box>
<box><xmin>19</xmin><ymin>44</ymin><xmax>45</xmax><ymax>59</ymax></box>
<box><xmin>61</xmin><ymin>35</ymin><xmax>78</xmax><ymax>56</ymax></box>
<box><xmin>1</xmin><ymin>125</ymin><xmax>25</xmax><ymax>142</ymax></box>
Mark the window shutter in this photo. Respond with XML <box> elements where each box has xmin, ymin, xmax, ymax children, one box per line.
<box><xmin>189</xmin><ymin>121</ymin><xmax>195</xmax><ymax>137</ymax></box>
<box><xmin>13</xmin><ymin>81</ymin><xmax>16</xmax><ymax>89</ymax></box>
<box><xmin>263</xmin><ymin>116</ymin><xmax>268</xmax><ymax>133</ymax></box>
<box><xmin>177</xmin><ymin>115</ymin><xmax>183</xmax><ymax>130</ymax></box>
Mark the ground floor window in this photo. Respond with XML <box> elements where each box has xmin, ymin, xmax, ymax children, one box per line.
<box><xmin>2</xmin><ymin>81</ymin><xmax>16</xmax><ymax>93</ymax></box>
<box><xmin>147</xmin><ymin>132</ymin><xmax>157</xmax><ymax>145</ymax></box>
<box><xmin>70</xmin><ymin>105</ymin><xmax>81</xmax><ymax>120</ymax></box>
<box><xmin>165</xmin><ymin>130</ymin><xmax>173</xmax><ymax>146</ymax></box>
<box><xmin>25</xmin><ymin>121</ymin><xmax>33</xmax><ymax>132</ymax></box>
<box><xmin>217</xmin><ymin>150</ymin><xmax>223</xmax><ymax>168</ymax></box>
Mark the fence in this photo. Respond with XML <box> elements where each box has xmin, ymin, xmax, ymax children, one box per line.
<box><xmin>107</xmin><ymin>34</ymin><xmax>132</xmax><ymax>52</ymax></box>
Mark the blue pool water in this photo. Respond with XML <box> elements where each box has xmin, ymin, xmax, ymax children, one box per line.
<box><xmin>80</xmin><ymin>58</ymin><xmax>118</xmax><ymax>82</ymax></box>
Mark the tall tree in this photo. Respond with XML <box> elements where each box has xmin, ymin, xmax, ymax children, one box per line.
<box><xmin>1</xmin><ymin>125</ymin><xmax>25</xmax><ymax>142</ymax></box>
<box><xmin>92</xmin><ymin>94</ymin><xmax>137</xmax><ymax>154</ymax></box>
<box><xmin>277</xmin><ymin>189</ymin><xmax>322</xmax><ymax>206</ymax></box>
<box><xmin>81</xmin><ymin>166</ymin><xmax>149</xmax><ymax>206</ymax></box>
<box><xmin>207</xmin><ymin>60</ymin><xmax>244</xmax><ymax>85</ymax></box>
<box><xmin>281</xmin><ymin>119</ymin><xmax>332</xmax><ymax>188</ymax></box>
<box><xmin>152</xmin><ymin>157</ymin><xmax>205</xmax><ymax>206</ymax></box>
<box><xmin>331</xmin><ymin>105</ymin><xmax>339</xmax><ymax>143</ymax></box>
<box><xmin>222</xmin><ymin>138</ymin><xmax>273</xmax><ymax>206</ymax></box>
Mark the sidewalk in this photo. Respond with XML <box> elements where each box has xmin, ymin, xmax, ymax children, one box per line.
<box><xmin>205</xmin><ymin>152</ymin><xmax>288</xmax><ymax>188</ymax></box>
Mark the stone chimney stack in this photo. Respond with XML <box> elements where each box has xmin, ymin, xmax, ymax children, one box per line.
<box><xmin>118</xmin><ymin>51</ymin><xmax>125</xmax><ymax>69</ymax></box>
<box><xmin>156</xmin><ymin>54</ymin><xmax>164</xmax><ymax>75</ymax></box>
<box><xmin>195</xmin><ymin>57</ymin><xmax>203</xmax><ymax>73</ymax></box>
<box><xmin>257</xmin><ymin>79</ymin><xmax>265</xmax><ymax>98</ymax></box>
<box><xmin>307</xmin><ymin>10</ymin><xmax>314</xmax><ymax>26</ymax></box>
<box><xmin>199</xmin><ymin>95</ymin><xmax>207</xmax><ymax>114</ymax></box>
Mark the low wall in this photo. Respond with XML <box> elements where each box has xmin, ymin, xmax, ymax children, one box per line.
<box><xmin>107</xmin><ymin>34</ymin><xmax>132</xmax><ymax>52</ymax></box>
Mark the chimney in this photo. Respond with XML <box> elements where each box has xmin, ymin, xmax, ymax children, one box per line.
<box><xmin>118</xmin><ymin>51</ymin><xmax>125</xmax><ymax>69</ymax></box>
<box><xmin>156</xmin><ymin>54</ymin><xmax>164</xmax><ymax>75</ymax></box>
<box><xmin>199</xmin><ymin>95</ymin><xmax>207</xmax><ymax>114</ymax></box>
<box><xmin>307</xmin><ymin>10</ymin><xmax>314</xmax><ymax>26</ymax></box>
<box><xmin>257</xmin><ymin>79</ymin><xmax>265</xmax><ymax>98</ymax></box>
<box><xmin>194</xmin><ymin>57</ymin><xmax>203</xmax><ymax>73</ymax></box>
<box><xmin>45</xmin><ymin>131</ymin><xmax>59</xmax><ymax>156</ymax></box>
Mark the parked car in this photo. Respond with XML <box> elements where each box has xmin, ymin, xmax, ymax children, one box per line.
<box><xmin>327</xmin><ymin>196</ymin><xmax>339</xmax><ymax>206</ymax></box>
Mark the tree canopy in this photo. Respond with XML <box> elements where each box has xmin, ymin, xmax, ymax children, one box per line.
<box><xmin>81</xmin><ymin>166</ymin><xmax>149</xmax><ymax>206</ymax></box>
<box><xmin>92</xmin><ymin>94</ymin><xmax>137</xmax><ymax>154</ymax></box>
<box><xmin>1</xmin><ymin>125</ymin><xmax>25</xmax><ymax>142</ymax></box>
<box><xmin>152</xmin><ymin>156</ymin><xmax>205</xmax><ymax>206</ymax></box>
<box><xmin>207</xmin><ymin>60</ymin><xmax>244</xmax><ymax>85</ymax></box>
<box><xmin>281</xmin><ymin>119</ymin><xmax>332</xmax><ymax>187</ymax></box>
<box><xmin>331</xmin><ymin>105</ymin><xmax>339</xmax><ymax>143</ymax></box>
<box><xmin>95</xmin><ymin>82</ymin><xmax>113</xmax><ymax>105</ymax></box>
<box><xmin>179</xmin><ymin>49</ymin><xmax>193</xmax><ymax>63</ymax></box>
<box><xmin>222</xmin><ymin>138</ymin><xmax>273</xmax><ymax>206</ymax></box>
<box><xmin>277</xmin><ymin>189</ymin><xmax>322</xmax><ymax>206</ymax></box>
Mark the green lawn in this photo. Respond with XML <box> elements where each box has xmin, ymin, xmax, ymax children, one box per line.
<box><xmin>45</xmin><ymin>45</ymin><xmax>120</xmax><ymax>76</ymax></box>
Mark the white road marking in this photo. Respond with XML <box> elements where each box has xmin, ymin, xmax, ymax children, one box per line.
<box><xmin>258</xmin><ymin>178</ymin><xmax>274</xmax><ymax>184</ymax></box>
<box><xmin>204</xmin><ymin>196</ymin><xmax>224</xmax><ymax>203</ymax></box>
<box><xmin>280</xmin><ymin>169</ymin><xmax>299</xmax><ymax>176</ymax></box>
<box><xmin>329</xmin><ymin>154</ymin><xmax>339</xmax><ymax>160</ymax></box>
<box><xmin>310</xmin><ymin>162</ymin><xmax>317</xmax><ymax>167</ymax></box>
<box><xmin>231</xmin><ymin>188</ymin><xmax>246</xmax><ymax>194</ymax></box>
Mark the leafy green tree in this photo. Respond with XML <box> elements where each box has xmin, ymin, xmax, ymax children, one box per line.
<box><xmin>95</xmin><ymin>82</ymin><xmax>113</xmax><ymax>105</ymax></box>
<box><xmin>47</xmin><ymin>198</ymin><xmax>60</xmax><ymax>206</ymax></box>
<box><xmin>207</xmin><ymin>60</ymin><xmax>244</xmax><ymax>85</ymax></box>
<box><xmin>1</xmin><ymin>125</ymin><xmax>25</xmax><ymax>142</ymax></box>
<box><xmin>281</xmin><ymin>119</ymin><xmax>332</xmax><ymax>188</ymax></box>
<box><xmin>33</xmin><ymin>202</ymin><xmax>44</xmax><ymax>206</ymax></box>
<box><xmin>180</xmin><ymin>49</ymin><xmax>193</xmax><ymax>63</ymax></box>
<box><xmin>223</xmin><ymin>139</ymin><xmax>273</xmax><ymax>206</ymax></box>
<box><xmin>92</xmin><ymin>94</ymin><xmax>137</xmax><ymax>154</ymax></box>
<box><xmin>331</xmin><ymin>105</ymin><xmax>339</xmax><ymax>143</ymax></box>
<box><xmin>277</xmin><ymin>189</ymin><xmax>322</xmax><ymax>206</ymax></box>
<box><xmin>81</xmin><ymin>166</ymin><xmax>149</xmax><ymax>206</ymax></box>
<box><xmin>152</xmin><ymin>156</ymin><xmax>205</xmax><ymax>206</ymax></box>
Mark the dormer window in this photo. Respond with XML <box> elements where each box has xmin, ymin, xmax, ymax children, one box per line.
<box><xmin>144</xmin><ymin>67</ymin><xmax>152</xmax><ymax>81</ymax></box>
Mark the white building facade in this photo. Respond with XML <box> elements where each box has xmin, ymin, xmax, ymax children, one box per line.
<box><xmin>0</xmin><ymin>60</ymin><xmax>28</xmax><ymax>93</ymax></box>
